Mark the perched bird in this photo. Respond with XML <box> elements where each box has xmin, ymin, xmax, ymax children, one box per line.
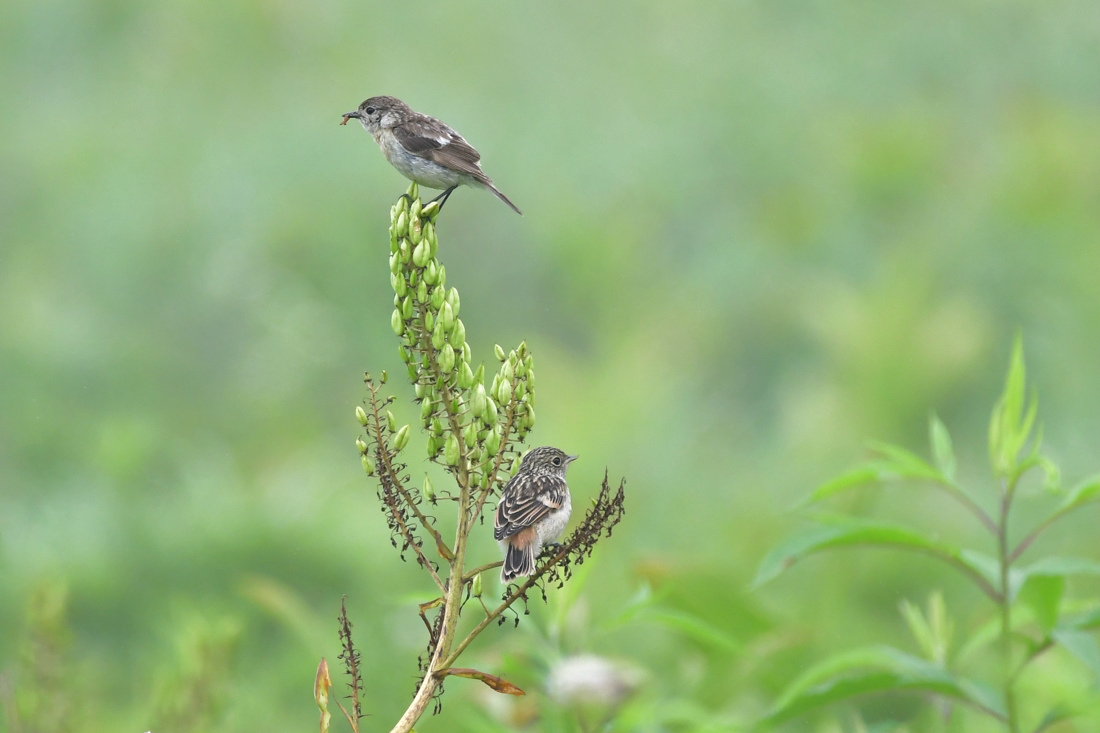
<box><xmin>494</xmin><ymin>447</ymin><xmax>577</xmax><ymax>583</ymax></box>
<box><xmin>341</xmin><ymin>95</ymin><xmax>522</xmax><ymax>215</ymax></box>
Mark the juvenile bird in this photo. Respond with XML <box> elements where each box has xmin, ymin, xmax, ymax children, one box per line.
<box><xmin>494</xmin><ymin>447</ymin><xmax>577</xmax><ymax>583</ymax></box>
<box><xmin>341</xmin><ymin>95</ymin><xmax>522</xmax><ymax>215</ymax></box>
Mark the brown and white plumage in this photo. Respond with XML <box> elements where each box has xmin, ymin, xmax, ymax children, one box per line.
<box><xmin>341</xmin><ymin>95</ymin><xmax>522</xmax><ymax>215</ymax></box>
<box><xmin>494</xmin><ymin>447</ymin><xmax>577</xmax><ymax>583</ymax></box>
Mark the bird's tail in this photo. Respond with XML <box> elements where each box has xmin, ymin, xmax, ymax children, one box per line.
<box><xmin>500</xmin><ymin>543</ymin><xmax>535</xmax><ymax>583</ymax></box>
<box><xmin>485</xmin><ymin>182</ymin><xmax>523</xmax><ymax>216</ymax></box>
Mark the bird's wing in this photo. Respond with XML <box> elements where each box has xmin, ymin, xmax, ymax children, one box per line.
<box><xmin>393</xmin><ymin>117</ymin><xmax>488</xmax><ymax>182</ymax></box>
<box><xmin>494</xmin><ymin>474</ymin><xmax>569</xmax><ymax>541</ymax></box>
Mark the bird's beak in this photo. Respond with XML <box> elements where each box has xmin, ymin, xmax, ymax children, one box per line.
<box><xmin>566</xmin><ymin>454</ymin><xmax>579</xmax><ymax>464</ymax></box>
<box><xmin>340</xmin><ymin>111</ymin><xmax>361</xmax><ymax>126</ymax></box>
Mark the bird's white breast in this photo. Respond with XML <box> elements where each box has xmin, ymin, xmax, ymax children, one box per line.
<box><xmin>537</xmin><ymin>492</ymin><xmax>572</xmax><ymax>545</ymax></box>
<box><xmin>374</xmin><ymin>129</ymin><xmax>466</xmax><ymax>190</ymax></box>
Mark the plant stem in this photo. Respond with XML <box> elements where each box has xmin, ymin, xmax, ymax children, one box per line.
<box><xmin>997</xmin><ymin>479</ymin><xmax>1019</xmax><ymax>733</ymax></box>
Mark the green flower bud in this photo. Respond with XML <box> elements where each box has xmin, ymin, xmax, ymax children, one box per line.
<box><xmin>391</xmin><ymin>273</ymin><xmax>407</xmax><ymax>298</ymax></box>
<box><xmin>355</xmin><ymin>437</ymin><xmax>369</xmax><ymax>454</ymax></box>
<box><xmin>490</xmin><ymin>374</ymin><xmax>500</xmax><ymax>396</ymax></box>
<box><xmin>410</xmin><ymin>196</ymin><xmax>422</xmax><ymax>222</ymax></box>
<box><xmin>391</xmin><ymin>308</ymin><xmax>404</xmax><ymax>336</ymax></box>
<box><xmin>494</xmin><ymin>344</ymin><xmax>506</xmax><ymax>361</ymax></box>
<box><xmin>502</xmin><ymin>360</ymin><xmax>514</xmax><ymax>383</ymax></box>
<box><xmin>390</xmin><ymin>203</ymin><xmax>399</xmax><ymax>226</ymax></box>
<box><xmin>431</xmin><ymin>417</ymin><xmax>444</xmax><ymax>436</ymax></box>
<box><xmin>431</xmin><ymin>318</ymin><xmax>446</xmax><ymax>350</ymax></box>
<box><xmin>509</xmin><ymin>349</ymin><xmax>517</xmax><ymax>363</ymax></box>
<box><xmin>524</xmin><ymin>405</ymin><xmax>536</xmax><ymax>429</ymax></box>
<box><xmin>524</xmin><ymin>353</ymin><xmax>533</xmax><ymax>370</ymax></box>
<box><xmin>420</xmin><ymin>398</ymin><xmax>433</xmax><ymax>422</ymax></box>
<box><xmin>398</xmin><ymin>345</ymin><xmax>411</xmax><ymax>363</ymax></box>
<box><xmin>438</xmin><ymin>343</ymin><xmax>456</xmax><ymax>373</ymax></box>
<box><xmin>401</xmin><ymin>295</ymin><xmax>414</xmax><ymax>320</ymax></box>
<box><xmin>526</xmin><ymin>369</ymin><xmax>536</xmax><ymax>391</ymax></box>
<box><xmin>393</xmin><ymin>424</ymin><xmax>410</xmax><ymax>451</ymax></box>
<box><xmin>424</xmin><ymin>260</ymin><xmax>439</xmax><ymax>285</ymax></box>
<box><xmin>463</xmin><ymin>422</ymin><xmax>477</xmax><ymax>448</ymax></box>
<box><xmin>384</xmin><ymin>410</ymin><xmax>396</xmax><ymax>432</ymax></box>
<box><xmin>406</xmin><ymin>363</ymin><xmax>418</xmax><ymax>382</ymax></box>
<box><xmin>450</xmin><ymin>319</ymin><xmax>466</xmax><ymax>350</ymax></box>
<box><xmin>471</xmin><ymin>572</ymin><xmax>483</xmax><ymax>597</ymax></box>
<box><xmin>407</xmin><ymin>268</ymin><xmax>419</xmax><ymax>287</ymax></box>
<box><xmin>414</xmin><ymin>382</ymin><xmax>427</xmax><ymax>399</ymax></box>
<box><xmin>379</xmin><ymin>370</ymin><xmax>388</xmax><ymax>384</ymax></box>
<box><xmin>431</xmin><ymin>285</ymin><xmax>445</xmax><ymax>310</ymax></box>
<box><xmin>416</xmin><ymin>279</ymin><xmax>428</xmax><ymax>303</ymax></box>
<box><xmin>441</xmin><ymin>301</ymin><xmax>455</xmax><ymax>332</ymax></box>
<box><xmin>399</xmin><ymin>236</ymin><xmax>412</xmax><ymax>263</ymax></box>
<box><xmin>471</xmin><ymin>383</ymin><xmax>487</xmax><ymax>419</ymax></box>
<box><xmin>362</xmin><ymin>455</ymin><xmax>375</xmax><ymax>475</ymax></box>
<box><xmin>421</xmin><ymin>200</ymin><xmax>439</xmax><ymax>220</ymax></box>
<box><xmin>355</xmin><ymin>405</ymin><xmax>368</xmax><ymax>426</ymax></box>
<box><xmin>484</xmin><ymin>396</ymin><xmax>498</xmax><ymax>426</ymax></box>
<box><xmin>510</xmin><ymin>455</ymin><xmax>522</xmax><ymax>475</ymax></box>
<box><xmin>517</xmin><ymin>341</ymin><xmax>527</xmax><ymax>357</ymax></box>
<box><xmin>469</xmin><ymin>467</ymin><xmax>483</xmax><ymax>487</ymax></box>
<box><xmin>406</xmin><ymin>182</ymin><xmax>419</xmax><ymax>201</ymax></box>
<box><xmin>409</xmin><ymin>217</ymin><xmax>422</xmax><ymax>246</ymax></box>
<box><xmin>423</xmin><ymin>474</ymin><xmax>435</xmax><ymax>502</ymax></box>
<box><xmin>396</xmin><ymin>210</ymin><xmax>408</xmax><ymax>238</ymax></box>
<box><xmin>389</xmin><ymin>253</ymin><xmax>401</xmax><ymax>275</ymax></box>
<box><xmin>412</xmin><ymin>238</ymin><xmax>429</xmax><ymax>267</ymax></box>
<box><xmin>473</xmin><ymin>363</ymin><xmax>485</xmax><ymax>384</ymax></box>
<box><xmin>437</xmin><ymin>264</ymin><xmax>446</xmax><ymax>288</ymax></box>
<box><xmin>446</xmin><ymin>288</ymin><xmax>460</xmax><ymax>317</ymax></box>
<box><xmin>393</xmin><ymin>293</ymin><xmax>401</xmax><ymax>307</ymax></box>
<box><xmin>426</xmin><ymin>435</ymin><xmax>437</xmax><ymax>457</ymax></box>
<box><xmin>444</xmin><ymin>432</ymin><xmax>460</xmax><ymax>466</ymax></box>
<box><xmin>463</xmin><ymin>343</ymin><xmax>472</xmax><ymax>364</ymax></box>
<box><xmin>451</xmin><ymin>395</ymin><xmax>463</xmax><ymax>414</ymax></box>
<box><xmin>424</xmin><ymin>221</ymin><xmax>437</xmax><ymax>256</ymax></box>
<box><xmin>485</xmin><ymin>427</ymin><xmax>501</xmax><ymax>456</ymax></box>
<box><xmin>423</xmin><ymin>309</ymin><xmax>434</xmax><ymax>331</ymax></box>
<box><xmin>516</xmin><ymin>380</ymin><xmax>527</xmax><ymax>399</ymax></box>
<box><xmin>458</xmin><ymin>360</ymin><xmax>474</xmax><ymax>389</ymax></box>
<box><xmin>496</xmin><ymin>377</ymin><xmax>512</xmax><ymax>405</ymax></box>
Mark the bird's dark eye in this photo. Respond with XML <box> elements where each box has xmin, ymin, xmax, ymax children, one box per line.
<box><xmin>365</xmin><ymin>107</ymin><xmax>376</xmax><ymax>115</ymax></box>
<box><xmin>552</xmin><ymin>456</ymin><xmax>562</xmax><ymax>466</ymax></box>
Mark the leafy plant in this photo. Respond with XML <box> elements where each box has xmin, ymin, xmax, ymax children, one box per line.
<box><xmin>755</xmin><ymin>338</ymin><xmax>1100</xmax><ymax>731</ymax></box>
<box><xmin>316</xmin><ymin>185</ymin><xmax>626</xmax><ymax>733</ymax></box>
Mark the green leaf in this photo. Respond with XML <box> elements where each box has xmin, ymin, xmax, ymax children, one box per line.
<box><xmin>1041</xmin><ymin>474</ymin><xmax>1100</xmax><ymax>526</ymax></box>
<box><xmin>757</xmin><ymin>645</ymin><xmax>1005</xmax><ymax>727</ymax></box>
<box><xmin>929</xmin><ymin>414</ymin><xmax>956</xmax><ymax>482</ymax></box>
<box><xmin>1018</xmin><ymin>574</ymin><xmax>1064</xmax><ymax>633</ymax></box>
<box><xmin>988</xmin><ymin>336</ymin><xmax>1039</xmax><ymax>479</ymax></box>
<box><xmin>752</xmin><ymin>516</ymin><xmax>1000</xmax><ymax>598</ymax></box>
<box><xmin>1051</xmin><ymin>629</ymin><xmax>1100</xmax><ymax>678</ymax></box>
<box><xmin>866</xmin><ymin>441</ymin><xmax>942</xmax><ymax>481</ymax></box>
<box><xmin>798</xmin><ymin>464</ymin><xmax>884</xmax><ymax>507</ymax></box>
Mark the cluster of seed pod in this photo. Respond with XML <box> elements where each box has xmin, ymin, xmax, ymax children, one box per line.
<box><xmin>386</xmin><ymin>184</ymin><xmax>536</xmax><ymax>487</ymax></box>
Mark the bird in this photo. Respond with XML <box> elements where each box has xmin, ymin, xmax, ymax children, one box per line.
<box><xmin>494</xmin><ymin>447</ymin><xmax>577</xmax><ymax>583</ymax></box>
<box><xmin>341</xmin><ymin>95</ymin><xmax>522</xmax><ymax>215</ymax></box>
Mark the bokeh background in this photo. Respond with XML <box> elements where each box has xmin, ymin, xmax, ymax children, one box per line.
<box><xmin>3</xmin><ymin>0</ymin><xmax>1100</xmax><ymax>730</ymax></box>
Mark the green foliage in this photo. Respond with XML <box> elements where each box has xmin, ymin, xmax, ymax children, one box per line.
<box><xmin>756</xmin><ymin>341</ymin><xmax>1100</xmax><ymax>730</ymax></box>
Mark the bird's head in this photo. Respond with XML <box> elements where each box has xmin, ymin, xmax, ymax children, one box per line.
<box><xmin>340</xmin><ymin>96</ymin><xmax>407</xmax><ymax>132</ymax></box>
<box><xmin>520</xmin><ymin>446</ymin><xmax>579</xmax><ymax>477</ymax></box>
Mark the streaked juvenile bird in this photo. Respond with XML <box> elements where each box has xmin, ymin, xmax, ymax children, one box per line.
<box><xmin>494</xmin><ymin>447</ymin><xmax>577</xmax><ymax>583</ymax></box>
<box><xmin>341</xmin><ymin>95</ymin><xmax>522</xmax><ymax>215</ymax></box>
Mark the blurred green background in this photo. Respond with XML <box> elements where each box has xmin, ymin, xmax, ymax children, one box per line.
<box><xmin>3</xmin><ymin>0</ymin><xmax>1100</xmax><ymax>730</ymax></box>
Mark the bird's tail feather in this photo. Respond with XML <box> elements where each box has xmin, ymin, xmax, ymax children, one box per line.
<box><xmin>486</xmin><ymin>182</ymin><xmax>523</xmax><ymax>216</ymax></box>
<box><xmin>501</xmin><ymin>543</ymin><xmax>534</xmax><ymax>583</ymax></box>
